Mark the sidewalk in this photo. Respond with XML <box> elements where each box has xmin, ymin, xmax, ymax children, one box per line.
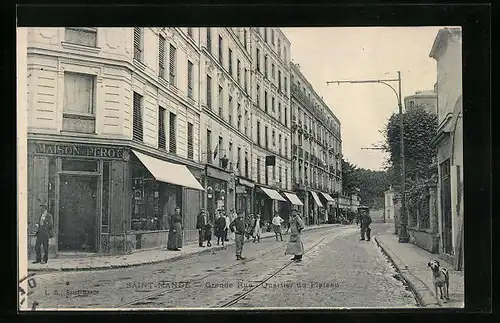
<box><xmin>374</xmin><ymin>228</ymin><xmax>464</xmax><ymax>308</ymax></box>
<box><xmin>28</xmin><ymin>224</ymin><xmax>341</xmax><ymax>272</ymax></box>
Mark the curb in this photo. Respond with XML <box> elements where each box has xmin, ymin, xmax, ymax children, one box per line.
<box><xmin>373</xmin><ymin>235</ymin><xmax>441</xmax><ymax>308</ymax></box>
<box><xmin>28</xmin><ymin>224</ymin><xmax>343</xmax><ymax>273</ymax></box>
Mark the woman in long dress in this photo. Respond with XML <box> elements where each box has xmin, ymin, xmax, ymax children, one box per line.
<box><xmin>167</xmin><ymin>207</ymin><xmax>183</xmax><ymax>251</ymax></box>
<box><xmin>285</xmin><ymin>209</ymin><xmax>305</xmax><ymax>261</ymax></box>
<box><xmin>214</xmin><ymin>212</ymin><xmax>227</xmax><ymax>246</ymax></box>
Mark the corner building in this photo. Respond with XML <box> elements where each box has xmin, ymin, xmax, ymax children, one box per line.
<box><xmin>26</xmin><ymin>27</ymin><xmax>205</xmax><ymax>257</ymax></box>
<box><xmin>290</xmin><ymin>63</ymin><xmax>343</xmax><ymax>225</ymax></box>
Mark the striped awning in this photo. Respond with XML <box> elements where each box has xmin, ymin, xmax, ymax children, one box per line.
<box><xmin>260</xmin><ymin>187</ymin><xmax>286</xmax><ymax>201</ymax></box>
<box><xmin>283</xmin><ymin>192</ymin><xmax>304</xmax><ymax>206</ymax></box>
<box><xmin>321</xmin><ymin>192</ymin><xmax>335</xmax><ymax>202</ymax></box>
<box><xmin>310</xmin><ymin>191</ymin><xmax>324</xmax><ymax>208</ymax></box>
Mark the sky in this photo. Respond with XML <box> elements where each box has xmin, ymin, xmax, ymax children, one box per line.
<box><xmin>282</xmin><ymin>27</ymin><xmax>443</xmax><ymax>171</ymax></box>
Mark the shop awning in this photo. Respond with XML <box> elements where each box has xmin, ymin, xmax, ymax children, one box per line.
<box><xmin>310</xmin><ymin>191</ymin><xmax>324</xmax><ymax>208</ymax></box>
<box><xmin>132</xmin><ymin>150</ymin><xmax>205</xmax><ymax>191</ymax></box>
<box><xmin>283</xmin><ymin>192</ymin><xmax>304</xmax><ymax>206</ymax></box>
<box><xmin>260</xmin><ymin>187</ymin><xmax>287</xmax><ymax>201</ymax></box>
<box><xmin>321</xmin><ymin>192</ymin><xmax>335</xmax><ymax>203</ymax></box>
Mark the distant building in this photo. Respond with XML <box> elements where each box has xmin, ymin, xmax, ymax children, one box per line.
<box><xmin>404</xmin><ymin>90</ymin><xmax>437</xmax><ymax>115</ymax></box>
<box><xmin>384</xmin><ymin>186</ymin><xmax>395</xmax><ymax>221</ymax></box>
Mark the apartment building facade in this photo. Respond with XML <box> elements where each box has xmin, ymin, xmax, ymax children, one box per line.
<box><xmin>25</xmin><ymin>27</ymin><xmax>205</xmax><ymax>258</ymax></box>
<box><xmin>290</xmin><ymin>63</ymin><xmax>342</xmax><ymax>225</ymax></box>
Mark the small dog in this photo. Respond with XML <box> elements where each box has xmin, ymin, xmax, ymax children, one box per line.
<box><xmin>427</xmin><ymin>260</ymin><xmax>450</xmax><ymax>301</ymax></box>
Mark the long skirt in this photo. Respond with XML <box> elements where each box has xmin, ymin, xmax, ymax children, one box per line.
<box><xmin>285</xmin><ymin>234</ymin><xmax>304</xmax><ymax>256</ymax></box>
<box><xmin>203</xmin><ymin>226</ymin><xmax>212</xmax><ymax>241</ymax></box>
<box><xmin>167</xmin><ymin>223</ymin><xmax>183</xmax><ymax>249</ymax></box>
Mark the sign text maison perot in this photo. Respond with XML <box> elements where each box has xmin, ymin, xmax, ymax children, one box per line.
<box><xmin>29</xmin><ymin>142</ymin><xmax>124</xmax><ymax>159</ymax></box>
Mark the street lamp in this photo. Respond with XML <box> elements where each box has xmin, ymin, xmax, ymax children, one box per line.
<box><xmin>326</xmin><ymin>72</ymin><xmax>409</xmax><ymax>243</ymax></box>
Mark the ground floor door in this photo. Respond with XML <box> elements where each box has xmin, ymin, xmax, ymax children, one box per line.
<box><xmin>440</xmin><ymin>160</ymin><xmax>453</xmax><ymax>254</ymax></box>
<box><xmin>59</xmin><ymin>174</ymin><xmax>99</xmax><ymax>252</ymax></box>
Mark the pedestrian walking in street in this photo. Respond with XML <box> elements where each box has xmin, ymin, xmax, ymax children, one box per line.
<box><xmin>359</xmin><ymin>211</ymin><xmax>372</xmax><ymax>241</ymax></box>
<box><xmin>229</xmin><ymin>212</ymin><xmax>246</xmax><ymax>260</ymax></box>
<box><xmin>251</xmin><ymin>214</ymin><xmax>262</xmax><ymax>243</ymax></box>
<box><xmin>204</xmin><ymin>211</ymin><xmax>213</xmax><ymax>247</ymax></box>
<box><xmin>228</xmin><ymin>209</ymin><xmax>237</xmax><ymax>241</ymax></box>
<box><xmin>214</xmin><ymin>211</ymin><xmax>227</xmax><ymax>247</ymax></box>
<box><xmin>167</xmin><ymin>207</ymin><xmax>183</xmax><ymax>251</ymax></box>
<box><xmin>196</xmin><ymin>209</ymin><xmax>208</xmax><ymax>247</ymax></box>
<box><xmin>224</xmin><ymin>212</ymin><xmax>231</xmax><ymax>242</ymax></box>
<box><xmin>33</xmin><ymin>203</ymin><xmax>54</xmax><ymax>264</ymax></box>
<box><xmin>285</xmin><ymin>209</ymin><xmax>305</xmax><ymax>262</ymax></box>
<box><xmin>245</xmin><ymin>214</ymin><xmax>254</xmax><ymax>241</ymax></box>
<box><xmin>272</xmin><ymin>212</ymin><xmax>285</xmax><ymax>242</ymax></box>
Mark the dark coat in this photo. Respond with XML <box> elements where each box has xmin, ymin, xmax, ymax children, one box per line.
<box><xmin>167</xmin><ymin>214</ymin><xmax>183</xmax><ymax>249</ymax></box>
<box><xmin>36</xmin><ymin>212</ymin><xmax>54</xmax><ymax>238</ymax></box>
<box><xmin>360</xmin><ymin>215</ymin><xmax>372</xmax><ymax>229</ymax></box>
<box><xmin>214</xmin><ymin>217</ymin><xmax>227</xmax><ymax>238</ymax></box>
<box><xmin>196</xmin><ymin>213</ymin><xmax>208</xmax><ymax>230</ymax></box>
<box><xmin>229</xmin><ymin>217</ymin><xmax>245</xmax><ymax>235</ymax></box>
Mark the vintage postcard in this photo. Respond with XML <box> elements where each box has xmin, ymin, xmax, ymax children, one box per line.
<box><xmin>17</xmin><ymin>26</ymin><xmax>464</xmax><ymax>310</ymax></box>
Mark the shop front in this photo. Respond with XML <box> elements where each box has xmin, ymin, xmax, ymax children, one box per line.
<box><xmin>309</xmin><ymin>191</ymin><xmax>324</xmax><ymax>225</ymax></box>
<box><xmin>282</xmin><ymin>192</ymin><xmax>304</xmax><ymax>223</ymax></box>
<box><xmin>27</xmin><ymin>140</ymin><xmax>205</xmax><ymax>258</ymax></box>
<box><xmin>319</xmin><ymin>192</ymin><xmax>335</xmax><ymax>224</ymax></box>
<box><xmin>235</xmin><ymin>178</ymin><xmax>254</xmax><ymax>218</ymax></box>
<box><xmin>255</xmin><ymin>186</ymin><xmax>287</xmax><ymax>224</ymax></box>
<box><xmin>204</xmin><ymin>164</ymin><xmax>231</xmax><ymax>220</ymax></box>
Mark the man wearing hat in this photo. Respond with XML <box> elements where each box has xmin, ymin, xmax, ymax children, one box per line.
<box><xmin>33</xmin><ymin>203</ymin><xmax>54</xmax><ymax>264</ymax></box>
<box><xmin>229</xmin><ymin>212</ymin><xmax>246</xmax><ymax>260</ymax></box>
<box><xmin>285</xmin><ymin>209</ymin><xmax>305</xmax><ymax>262</ymax></box>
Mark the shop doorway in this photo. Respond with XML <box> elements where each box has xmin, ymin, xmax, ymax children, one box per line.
<box><xmin>440</xmin><ymin>160</ymin><xmax>453</xmax><ymax>255</ymax></box>
<box><xmin>59</xmin><ymin>174</ymin><xmax>98</xmax><ymax>253</ymax></box>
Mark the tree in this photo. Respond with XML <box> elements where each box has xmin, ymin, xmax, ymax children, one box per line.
<box><xmin>341</xmin><ymin>158</ymin><xmax>359</xmax><ymax>195</ymax></box>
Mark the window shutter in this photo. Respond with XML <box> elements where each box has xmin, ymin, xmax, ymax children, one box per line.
<box><xmin>187</xmin><ymin>60</ymin><xmax>193</xmax><ymax>98</ymax></box>
<box><xmin>169</xmin><ymin>44</ymin><xmax>176</xmax><ymax>84</ymax></box>
<box><xmin>133</xmin><ymin>92</ymin><xmax>143</xmax><ymax>141</ymax></box>
<box><xmin>158</xmin><ymin>106</ymin><xmax>166</xmax><ymax>149</ymax></box>
<box><xmin>187</xmin><ymin>123</ymin><xmax>194</xmax><ymax>159</ymax></box>
<box><xmin>169</xmin><ymin>112</ymin><xmax>177</xmax><ymax>154</ymax></box>
<box><xmin>134</xmin><ymin>28</ymin><xmax>142</xmax><ymax>61</ymax></box>
<box><xmin>159</xmin><ymin>36</ymin><xmax>165</xmax><ymax>78</ymax></box>
<box><xmin>207</xmin><ymin>75</ymin><xmax>212</xmax><ymax>109</ymax></box>
<box><xmin>207</xmin><ymin>130</ymin><xmax>212</xmax><ymax>164</ymax></box>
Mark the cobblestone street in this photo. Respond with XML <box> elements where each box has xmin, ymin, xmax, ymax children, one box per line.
<box><xmin>28</xmin><ymin>225</ymin><xmax>417</xmax><ymax>309</ymax></box>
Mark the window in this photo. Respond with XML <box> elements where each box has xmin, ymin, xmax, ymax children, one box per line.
<box><xmin>273</xmin><ymin>165</ymin><xmax>276</xmax><ymax>180</ymax></box>
<box><xmin>187</xmin><ymin>122</ymin><xmax>194</xmax><ymax>160</ymax></box>
<box><xmin>133</xmin><ymin>92</ymin><xmax>143</xmax><ymax>141</ymax></box>
<box><xmin>187</xmin><ymin>60</ymin><xmax>194</xmax><ymax>99</ymax></box>
<box><xmin>65</xmin><ymin>27</ymin><xmax>97</xmax><ymax>47</ymax></box>
<box><xmin>284</xmin><ymin>168</ymin><xmax>288</xmax><ymax>190</ymax></box>
<box><xmin>256</xmin><ymin>84</ymin><xmax>260</xmax><ymax>108</ymax></box>
<box><xmin>257</xmin><ymin>158</ymin><xmax>261</xmax><ymax>183</ymax></box>
<box><xmin>278</xmin><ymin>103</ymin><xmax>282</xmax><ymax>122</ymax></box>
<box><xmin>207</xmin><ymin>129</ymin><xmax>212</xmax><ymax>164</ymax></box>
<box><xmin>257</xmin><ymin>121</ymin><xmax>261</xmax><ymax>146</ymax></box>
<box><xmin>187</xmin><ymin>28</ymin><xmax>193</xmax><ymax>38</ymax></box>
<box><xmin>284</xmin><ymin>107</ymin><xmax>288</xmax><ymax>126</ymax></box>
<box><xmin>169</xmin><ymin>112</ymin><xmax>177</xmax><ymax>154</ymax></box>
<box><xmin>272</xmin><ymin>29</ymin><xmax>275</xmax><ymax>45</ymax></box>
<box><xmin>272</xmin><ymin>63</ymin><xmax>275</xmax><ymax>81</ymax></box>
<box><xmin>256</xmin><ymin>48</ymin><xmax>260</xmax><ymax>71</ymax></box>
<box><xmin>264</xmin><ymin>28</ymin><xmax>268</xmax><ymax>42</ymax></box>
<box><xmin>158</xmin><ymin>106</ymin><xmax>166</xmax><ymax>149</ymax></box>
<box><xmin>264</xmin><ymin>91</ymin><xmax>268</xmax><ymax>112</ymax></box>
<box><xmin>244</xmin><ymin>29</ymin><xmax>248</xmax><ymax>50</ymax></box>
<box><xmin>218</xmin><ymin>136</ymin><xmax>224</xmax><ymax>167</ymax></box>
<box><xmin>245</xmin><ymin>152</ymin><xmax>249</xmax><ymax>178</ymax></box>
<box><xmin>278</xmin><ymin>38</ymin><xmax>281</xmax><ymax>58</ymax></box>
<box><xmin>229</xmin><ymin>95</ymin><xmax>233</xmax><ymax>125</ymax></box>
<box><xmin>279</xmin><ymin>134</ymin><xmax>282</xmax><ymax>155</ymax></box>
<box><xmin>169</xmin><ymin>44</ymin><xmax>177</xmax><ymax>84</ymax></box>
<box><xmin>264</xmin><ymin>56</ymin><xmax>268</xmax><ymax>78</ymax></box>
<box><xmin>244</xmin><ymin>109</ymin><xmax>248</xmax><ymax>135</ymax></box>
<box><xmin>207</xmin><ymin>75</ymin><xmax>212</xmax><ymax>109</ymax></box>
<box><xmin>133</xmin><ymin>28</ymin><xmax>143</xmax><ymax>61</ymax></box>
<box><xmin>284</xmin><ymin>76</ymin><xmax>288</xmax><ymax>95</ymax></box>
<box><xmin>272</xmin><ymin>130</ymin><xmax>276</xmax><ymax>149</ymax></box>
<box><xmin>218</xmin><ymin>35</ymin><xmax>223</xmax><ymax>65</ymax></box>
<box><xmin>279</xmin><ymin>166</ymin><xmax>282</xmax><ymax>184</ymax></box>
<box><xmin>278</xmin><ymin>70</ymin><xmax>282</xmax><ymax>90</ymax></box>
<box><xmin>207</xmin><ymin>28</ymin><xmax>212</xmax><ymax>53</ymax></box>
<box><xmin>238</xmin><ymin>147</ymin><xmax>242</xmax><ymax>175</ymax></box>
<box><xmin>63</xmin><ymin>75</ymin><xmax>96</xmax><ymax>133</ymax></box>
<box><xmin>285</xmin><ymin>138</ymin><xmax>288</xmax><ymax>157</ymax></box>
<box><xmin>265</xmin><ymin>126</ymin><xmax>268</xmax><ymax>149</ymax></box>
<box><xmin>158</xmin><ymin>35</ymin><xmax>166</xmax><ymax>78</ymax></box>
<box><xmin>228</xmin><ymin>48</ymin><xmax>233</xmax><ymax>75</ymax></box>
<box><xmin>237</xmin><ymin>59</ymin><xmax>241</xmax><ymax>84</ymax></box>
<box><xmin>244</xmin><ymin>68</ymin><xmax>248</xmax><ymax>91</ymax></box>
<box><xmin>272</xmin><ymin>97</ymin><xmax>275</xmax><ymax>113</ymax></box>
<box><xmin>237</xmin><ymin>103</ymin><xmax>241</xmax><ymax>131</ymax></box>
<box><xmin>218</xmin><ymin>86</ymin><xmax>223</xmax><ymax>118</ymax></box>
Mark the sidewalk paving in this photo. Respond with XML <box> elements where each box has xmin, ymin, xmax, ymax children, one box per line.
<box><xmin>374</xmin><ymin>230</ymin><xmax>464</xmax><ymax>308</ymax></box>
<box><xmin>28</xmin><ymin>224</ymin><xmax>342</xmax><ymax>272</ymax></box>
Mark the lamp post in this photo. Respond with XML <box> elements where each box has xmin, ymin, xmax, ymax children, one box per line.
<box><xmin>326</xmin><ymin>71</ymin><xmax>409</xmax><ymax>242</ymax></box>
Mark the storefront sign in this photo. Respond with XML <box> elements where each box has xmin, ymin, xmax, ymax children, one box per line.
<box><xmin>29</xmin><ymin>142</ymin><xmax>125</xmax><ymax>159</ymax></box>
<box><xmin>235</xmin><ymin>186</ymin><xmax>246</xmax><ymax>194</ymax></box>
<box><xmin>206</xmin><ymin>165</ymin><xmax>231</xmax><ymax>182</ymax></box>
<box><xmin>238</xmin><ymin>178</ymin><xmax>255</xmax><ymax>188</ymax></box>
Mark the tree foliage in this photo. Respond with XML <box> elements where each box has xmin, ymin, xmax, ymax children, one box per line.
<box><xmin>383</xmin><ymin>106</ymin><xmax>438</xmax><ymax>206</ymax></box>
<box><xmin>341</xmin><ymin>158</ymin><xmax>389</xmax><ymax>210</ymax></box>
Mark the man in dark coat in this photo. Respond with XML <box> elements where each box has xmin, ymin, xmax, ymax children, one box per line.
<box><xmin>360</xmin><ymin>212</ymin><xmax>372</xmax><ymax>241</ymax></box>
<box><xmin>285</xmin><ymin>209</ymin><xmax>305</xmax><ymax>262</ymax></box>
<box><xmin>214</xmin><ymin>211</ymin><xmax>227</xmax><ymax>246</ymax></box>
<box><xmin>33</xmin><ymin>203</ymin><xmax>54</xmax><ymax>264</ymax></box>
<box><xmin>229</xmin><ymin>212</ymin><xmax>246</xmax><ymax>260</ymax></box>
<box><xmin>196</xmin><ymin>210</ymin><xmax>208</xmax><ymax>247</ymax></box>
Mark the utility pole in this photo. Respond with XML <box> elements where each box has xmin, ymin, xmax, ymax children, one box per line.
<box><xmin>327</xmin><ymin>72</ymin><xmax>409</xmax><ymax>243</ymax></box>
